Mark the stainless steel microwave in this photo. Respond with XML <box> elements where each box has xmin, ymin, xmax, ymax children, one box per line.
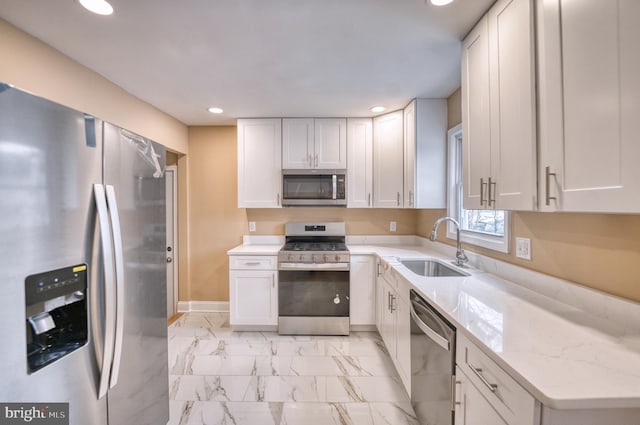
<box><xmin>282</xmin><ymin>169</ymin><xmax>347</xmax><ymax>206</ymax></box>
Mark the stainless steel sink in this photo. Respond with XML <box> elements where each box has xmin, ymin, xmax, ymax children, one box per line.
<box><xmin>400</xmin><ymin>260</ymin><xmax>468</xmax><ymax>277</ymax></box>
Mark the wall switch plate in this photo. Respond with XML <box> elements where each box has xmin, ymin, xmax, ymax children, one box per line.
<box><xmin>390</xmin><ymin>221</ymin><xmax>397</xmax><ymax>232</ymax></box>
<box><xmin>248</xmin><ymin>221</ymin><xmax>256</xmax><ymax>232</ymax></box>
<box><xmin>515</xmin><ymin>237</ymin><xmax>531</xmax><ymax>260</ymax></box>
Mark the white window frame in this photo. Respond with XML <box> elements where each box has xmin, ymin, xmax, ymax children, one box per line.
<box><xmin>446</xmin><ymin>124</ymin><xmax>510</xmax><ymax>253</ymax></box>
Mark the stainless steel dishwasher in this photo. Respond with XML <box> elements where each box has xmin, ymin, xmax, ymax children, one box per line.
<box><xmin>410</xmin><ymin>290</ymin><xmax>456</xmax><ymax>425</ymax></box>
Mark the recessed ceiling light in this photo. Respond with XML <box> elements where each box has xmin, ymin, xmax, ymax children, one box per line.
<box><xmin>79</xmin><ymin>0</ymin><xmax>114</xmax><ymax>15</ymax></box>
<box><xmin>208</xmin><ymin>107</ymin><xmax>224</xmax><ymax>114</ymax></box>
<box><xmin>370</xmin><ymin>106</ymin><xmax>385</xmax><ymax>113</ymax></box>
<box><xmin>430</xmin><ymin>0</ymin><xmax>454</xmax><ymax>6</ymax></box>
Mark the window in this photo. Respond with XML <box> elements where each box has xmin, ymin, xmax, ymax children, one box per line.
<box><xmin>446</xmin><ymin>124</ymin><xmax>510</xmax><ymax>253</ymax></box>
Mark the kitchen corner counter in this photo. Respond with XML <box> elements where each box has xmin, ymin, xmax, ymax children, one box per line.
<box><xmin>348</xmin><ymin>241</ymin><xmax>640</xmax><ymax>412</ymax></box>
<box><xmin>226</xmin><ymin>244</ymin><xmax>282</xmax><ymax>255</ymax></box>
<box><xmin>227</xmin><ymin>235</ymin><xmax>284</xmax><ymax>256</ymax></box>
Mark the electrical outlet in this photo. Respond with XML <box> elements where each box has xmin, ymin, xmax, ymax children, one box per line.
<box><xmin>515</xmin><ymin>237</ymin><xmax>531</xmax><ymax>260</ymax></box>
<box><xmin>248</xmin><ymin>221</ymin><xmax>256</xmax><ymax>232</ymax></box>
<box><xmin>390</xmin><ymin>221</ymin><xmax>397</xmax><ymax>232</ymax></box>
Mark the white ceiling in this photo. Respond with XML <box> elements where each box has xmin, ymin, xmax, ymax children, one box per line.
<box><xmin>0</xmin><ymin>0</ymin><xmax>493</xmax><ymax>125</ymax></box>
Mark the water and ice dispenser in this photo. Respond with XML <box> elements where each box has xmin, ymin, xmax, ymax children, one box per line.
<box><xmin>25</xmin><ymin>264</ymin><xmax>88</xmax><ymax>373</ymax></box>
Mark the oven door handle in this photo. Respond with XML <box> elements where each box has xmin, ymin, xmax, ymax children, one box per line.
<box><xmin>410</xmin><ymin>301</ymin><xmax>450</xmax><ymax>351</ymax></box>
<box><xmin>279</xmin><ymin>262</ymin><xmax>350</xmax><ymax>271</ymax></box>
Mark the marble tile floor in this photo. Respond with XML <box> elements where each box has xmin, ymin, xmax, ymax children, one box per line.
<box><xmin>168</xmin><ymin>312</ymin><xmax>418</xmax><ymax>425</ymax></box>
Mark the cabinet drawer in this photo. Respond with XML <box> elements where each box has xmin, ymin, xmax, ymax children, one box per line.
<box><xmin>229</xmin><ymin>256</ymin><xmax>277</xmax><ymax>270</ymax></box>
<box><xmin>457</xmin><ymin>334</ymin><xmax>539</xmax><ymax>425</ymax></box>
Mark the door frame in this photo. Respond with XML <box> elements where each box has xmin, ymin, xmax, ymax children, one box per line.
<box><xmin>165</xmin><ymin>165</ymin><xmax>178</xmax><ymax>317</ymax></box>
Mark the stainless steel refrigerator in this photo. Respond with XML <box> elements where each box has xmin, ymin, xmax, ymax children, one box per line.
<box><xmin>0</xmin><ymin>83</ymin><xmax>169</xmax><ymax>424</ymax></box>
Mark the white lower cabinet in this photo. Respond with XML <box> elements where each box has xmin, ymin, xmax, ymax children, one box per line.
<box><xmin>376</xmin><ymin>260</ymin><xmax>411</xmax><ymax>394</ymax></box>
<box><xmin>455</xmin><ymin>366</ymin><xmax>508</xmax><ymax>425</ymax></box>
<box><xmin>349</xmin><ymin>255</ymin><xmax>376</xmax><ymax>326</ymax></box>
<box><xmin>229</xmin><ymin>255</ymin><xmax>278</xmax><ymax>329</ymax></box>
<box><xmin>456</xmin><ymin>334</ymin><xmax>539</xmax><ymax>425</ymax></box>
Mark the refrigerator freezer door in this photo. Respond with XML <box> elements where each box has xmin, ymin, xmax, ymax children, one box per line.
<box><xmin>102</xmin><ymin>122</ymin><xmax>169</xmax><ymax>425</ymax></box>
<box><xmin>0</xmin><ymin>85</ymin><xmax>108</xmax><ymax>424</ymax></box>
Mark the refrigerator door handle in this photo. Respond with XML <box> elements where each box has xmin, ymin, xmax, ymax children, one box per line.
<box><xmin>93</xmin><ymin>184</ymin><xmax>117</xmax><ymax>400</ymax></box>
<box><xmin>105</xmin><ymin>185</ymin><xmax>125</xmax><ymax>389</ymax></box>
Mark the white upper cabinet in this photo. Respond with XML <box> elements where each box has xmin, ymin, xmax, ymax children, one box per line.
<box><xmin>282</xmin><ymin>118</ymin><xmax>314</xmax><ymax>169</ymax></box>
<box><xmin>347</xmin><ymin>118</ymin><xmax>373</xmax><ymax>208</ymax></box>
<box><xmin>462</xmin><ymin>16</ymin><xmax>492</xmax><ymax>210</ymax></box>
<box><xmin>237</xmin><ymin>119</ymin><xmax>282</xmax><ymax>208</ymax></box>
<box><xmin>537</xmin><ymin>0</ymin><xmax>640</xmax><ymax>213</ymax></box>
<box><xmin>403</xmin><ymin>99</ymin><xmax>447</xmax><ymax>209</ymax></box>
<box><xmin>282</xmin><ymin>118</ymin><xmax>346</xmax><ymax>170</ymax></box>
<box><xmin>373</xmin><ymin>111</ymin><xmax>404</xmax><ymax>208</ymax></box>
<box><xmin>462</xmin><ymin>0</ymin><xmax>537</xmax><ymax>211</ymax></box>
<box><xmin>315</xmin><ymin>118</ymin><xmax>347</xmax><ymax>169</ymax></box>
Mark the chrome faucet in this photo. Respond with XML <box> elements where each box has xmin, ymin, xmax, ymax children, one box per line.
<box><xmin>430</xmin><ymin>217</ymin><xmax>468</xmax><ymax>267</ymax></box>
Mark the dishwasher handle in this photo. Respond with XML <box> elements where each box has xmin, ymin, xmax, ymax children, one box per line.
<box><xmin>410</xmin><ymin>300</ymin><xmax>451</xmax><ymax>352</ymax></box>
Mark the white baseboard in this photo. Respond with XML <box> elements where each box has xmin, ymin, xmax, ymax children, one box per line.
<box><xmin>177</xmin><ymin>301</ymin><xmax>229</xmax><ymax>313</ymax></box>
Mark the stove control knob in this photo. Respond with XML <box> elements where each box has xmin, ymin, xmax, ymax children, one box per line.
<box><xmin>299</xmin><ymin>254</ymin><xmax>304</xmax><ymax>262</ymax></box>
<box><xmin>324</xmin><ymin>255</ymin><xmax>329</xmax><ymax>262</ymax></box>
<box><xmin>288</xmin><ymin>254</ymin><xmax>293</xmax><ymax>261</ymax></box>
<box><xmin>335</xmin><ymin>255</ymin><xmax>340</xmax><ymax>262</ymax></box>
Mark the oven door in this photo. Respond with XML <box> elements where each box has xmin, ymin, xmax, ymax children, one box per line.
<box><xmin>278</xmin><ymin>269</ymin><xmax>350</xmax><ymax>335</ymax></box>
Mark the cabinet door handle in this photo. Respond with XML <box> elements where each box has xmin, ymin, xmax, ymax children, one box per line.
<box><xmin>368</xmin><ymin>193</ymin><xmax>371</xmax><ymax>207</ymax></box>
<box><xmin>390</xmin><ymin>294</ymin><xmax>397</xmax><ymax>312</ymax></box>
<box><xmin>469</xmin><ymin>364</ymin><xmax>498</xmax><ymax>393</ymax></box>
<box><xmin>277</xmin><ymin>193</ymin><xmax>280</xmax><ymax>206</ymax></box>
<box><xmin>480</xmin><ymin>178</ymin><xmax>486</xmax><ymax>206</ymax></box>
<box><xmin>452</xmin><ymin>376</ymin><xmax>461</xmax><ymax>410</ymax></box>
<box><xmin>315</xmin><ymin>153</ymin><xmax>318</xmax><ymax>168</ymax></box>
<box><xmin>308</xmin><ymin>154</ymin><xmax>312</xmax><ymax>168</ymax></box>
<box><xmin>487</xmin><ymin>177</ymin><xmax>496</xmax><ymax>207</ymax></box>
<box><xmin>396</xmin><ymin>192</ymin><xmax>400</xmax><ymax>206</ymax></box>
<box><xmin>272</xmin><ymin>274</ymin><xmax>275</xmax><ymax>288</ymax></box>
<box><xmin>377</xmin><ymin>262</ymin><xmax>382</xmax><ymax>276</ymax></box>
<box><xmin>409</xmin><ymin>190</ymin><xmax>413</xmax><ymax>207</ymax></box>
<box><xmin>244</xmin><ymin>262</ymin><xmax>260</xmax><ymax>266</ymax></box>
<box><xmin>545</xmin><ymin>166</ymin><xmax>557</xmax><ymax>206</ymax></box>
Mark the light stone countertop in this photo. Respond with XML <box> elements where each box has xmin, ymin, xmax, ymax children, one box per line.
<box><xmin>228</xmin><ymin>237</ymin><xmax>640</xmax><ymax>410</ymax></box>
<box><xmin>227</xmin><ymin>244</ymin><xmax>282</xmax><ymax>255</ymax></box>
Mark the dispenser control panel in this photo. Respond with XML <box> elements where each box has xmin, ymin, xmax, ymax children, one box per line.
<box><xmin>25</xmin><ymin>264</ymin><xmax>86</xmax><ymax>305</ymax></box>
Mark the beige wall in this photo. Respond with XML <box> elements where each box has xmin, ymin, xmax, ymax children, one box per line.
<box><xmin>418</xmin><ymin>210</ymin><xmax>640</xmax><ymax>303</ymax></box>
<box><xmin>185</xmin><ymin>96</ymin><xmax>640</xmax><ymax>304</ymax></box>
<box><xmin>186</xmin><ymin>127</ymin><xmax>247</xmax><ymax>301</ymax></box>
<box><xmin>184</xmin><ymin>125</ymin><xmax>419</xmax><ymax>301</ymax></box>
<box><xmin>0</xmin><ymin>18</ymin><xmax>188</xmax><ymax>154</ymax></box>
<box><xmin>13</xmin><ymin>12</ymin><xmax>637</xmax><ymax>304</ymax></box>
<box><xmin>247</xmin><ymin>209</ymin><xmax>417</xmax><ymax>236</ymax></box>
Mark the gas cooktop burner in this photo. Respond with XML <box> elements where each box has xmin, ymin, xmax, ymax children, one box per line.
<box><xmin>282</xmin><ymin>242</ymin><xmax>348</xmax><ymax>252</ymax></box>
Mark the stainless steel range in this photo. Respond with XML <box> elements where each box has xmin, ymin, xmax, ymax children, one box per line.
<box><xmin>278</xmin><ymin>222</ymin><xmax>350</xmax><ymax>335</ymax></box>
